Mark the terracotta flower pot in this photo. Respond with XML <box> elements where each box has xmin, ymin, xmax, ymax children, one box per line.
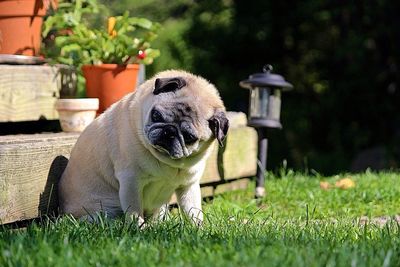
<box><xmin>0</xmin><ymin>0</ymin><xmax>47</xmax><ymax>56</ymax></box>
<box><xmin>56</xmin><ymin>98</ymin><xmax>99</xmax><ymax>132</ymax></box>
<box><xmin>82</xmin><ymin>64</ymin><xmax>140</xmax><ymax>114</ymax></box>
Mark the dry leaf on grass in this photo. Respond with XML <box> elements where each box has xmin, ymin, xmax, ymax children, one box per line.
<box><xmin>335</xmin><ymin>177</ymin><xmax>355</xmax><ymax>189</ymax></box>
<box><xmin>320</xmin><ymin>181</ymin><xmax>331</xmax><ymax>190</ymax></box>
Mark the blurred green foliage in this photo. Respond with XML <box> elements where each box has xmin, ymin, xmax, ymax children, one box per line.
<box><xmin>101</xmin><ymin>0</ymin><xmax>400</xmax><ymax>174</ymax></box>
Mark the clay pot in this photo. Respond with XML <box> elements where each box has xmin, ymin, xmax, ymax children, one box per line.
<box><xmin>0</xmin><ymin>0</ymin><xmax>47</xmax><ymax>55</ymax></box>
<box><xmin>82</xmin><ymin>64</ymin><xmax>139</xmax><ymax>114</ymax></box>
<box><xmin>56</xmin><ymin>98</ymin><xmax>99</xmax><ymax>132</ymax></box>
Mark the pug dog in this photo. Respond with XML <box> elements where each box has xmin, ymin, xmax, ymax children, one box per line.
<box><xmin>58</xmin><ymin>70</ymin><xmax>229</xmax><ymax>226</ymax></box>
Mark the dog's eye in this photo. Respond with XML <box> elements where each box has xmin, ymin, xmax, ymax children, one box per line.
<box><xmin>182</xmin><ymin>131</ymin><xmax>198</xmax><ymax>145</ymax></box>
<box><xmin>151</xmin><ymin>110</ymin><xmax>164</xmax><ymax>123</ymax></box>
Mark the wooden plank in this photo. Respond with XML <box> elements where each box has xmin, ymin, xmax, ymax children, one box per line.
<box><xmin>200</xmin><ymin>112</ymin><xmax>256</xmax><ymax>184</ymax></box>
<box><xmin>0</xmin><ymin>112</ymin><xmax>257</xmax><ymax>224</ymax></box>
<box><xmin>200</xmin><ymin>126</ymin><xmax>257</xmax><ymax>183</ymax></box>
<box><xmin>213</xmin><ymin>178</ymin><xmax>250</xmax><ymax>195</ymax></box>
<box><xmin>222</xmin><ymin>127</ymin><xmax>258</xmax><ymax>180</ymax></box>
<box><xmin>169</xmin><ymin>178</ymin><xmax>250</xmax><ymax>204</ymax></box>
<box><xmin>0</xmin><ymin>133</ymin><xmax>78</xmax><ymax>224</ymax></box>
<box><xmin>0</xmin><ymin>65</ymin><xmax>61</xmax><ymax>122</ymax></box>
<box><xmin>199</xmin><ymin>142</ymin><xmax>221</xmax><ymax>183</ymax></box>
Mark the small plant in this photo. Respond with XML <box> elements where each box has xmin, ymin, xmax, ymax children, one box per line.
<box><xmin>41</xmin><ymin>0</ymin><xmax>160</xmax><ymax>97</ymax></box>
<box><xmin>42</xmin><ymin>0</ymin><xmax>99</xmax><ymax>38</ymax></box>
<box><xmin>42</xmin><ymin>0</ymin><xmax>160</xmax><ymax>66</ymax></box>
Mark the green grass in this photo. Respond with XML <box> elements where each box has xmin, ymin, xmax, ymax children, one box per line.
<box><xmin>1</xmin><ymin>171</ymin><xmax>400</xmax><ymax>266</ymax></box>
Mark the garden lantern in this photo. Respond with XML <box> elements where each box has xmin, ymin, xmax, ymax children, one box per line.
<box><xmin>240</xmin><ymin>64</ymin><xmax>293</xmax><ymax>198</ymax></box>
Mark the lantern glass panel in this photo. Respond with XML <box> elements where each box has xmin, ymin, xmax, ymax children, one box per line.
<box><xmin>268</xmin><ymin>89</ymin><xmax>281</xmax><ymax>121</ymax></box>
<box><xmin>249</xmin><ymin>87</ymin><xmax>271</xmax><ymax>118</ymax></box>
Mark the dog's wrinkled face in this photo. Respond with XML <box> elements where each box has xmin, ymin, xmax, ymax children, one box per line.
<box><xmin>147</xmin><ymin>102</ymin><xmax>200</xmax><ymax>159</ymax></box>
<box><xmin>144</xmin><ymin>75</ymin><xmax>229</xmax><ymax>160</ymax></box>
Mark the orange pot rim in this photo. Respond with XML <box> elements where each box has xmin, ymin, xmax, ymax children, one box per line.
<box><xmin>82</xmin><ymin>63</ymin><xmax>140</xmax><ymax>71</ymax></box>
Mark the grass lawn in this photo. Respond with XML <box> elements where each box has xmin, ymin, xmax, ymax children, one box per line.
<box><xmin>1</xmin><ymin>171</ymin><xmax>399</xmax><ymax>266</ymax></box>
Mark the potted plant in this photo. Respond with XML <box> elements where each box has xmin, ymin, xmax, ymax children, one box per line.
<box><xmin>44</xmin><ymin>6</ymin><xmax>160</xmax><ymax>114</ymax></box>
<box><xmin>0</xmin><ymin>0</ymin><xmax>57</xmax><ymax>55</ymax></box>
<box><xmin>42</xmin><ymin>0</ymin><xmax>100</xmax><ymax>98</ymax></box>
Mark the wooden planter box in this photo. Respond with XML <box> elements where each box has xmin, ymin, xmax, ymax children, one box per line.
<box><xmin>0</xmin><ymin>65</ymin><xmax>61</xmax><ymax>122</ymax></box>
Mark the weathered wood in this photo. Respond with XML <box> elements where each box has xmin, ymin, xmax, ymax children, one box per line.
<box><xmin>213</xmin><ymin>178</ymin><xmax>250</xmax><ymax>195</ymax></box>
<box><xmin>0</xmin><ymin>133</ymin><xmax>78</xmax><ymax>224</ymax></box>
<box><xmin>169</xmin><ymin>178</ymin><xmax>250</xmax><ymax>204</ymax></box>
<box><xmin>0</xmin><ymin>64</ymin><xmax>144</xmax><ymax>123</ymax></box>
<box><xmin>0</xmin><ymin>65</ymin><xmax>61</xmax><ymax>122</ymax></box>
<box><xmin>200</xmin><ymin>111</ymin><xmax>256</xmax><ymax>183</ymax></box>
<box><xmin>200</xmin><ymin>126</ymin><xmax>257</xmax><ymax>183</ymax></box>
<box><xmin>200</xmin><ymin>143</ymin><xmax>221</xmax><ymax>182</ymax></box>
<box><xmin>0</xmin><ymin>112</ymin><xmax>257</xmax><ymax>224</ymax></box>
<box><xmin>222</xmin><ymin>127</ymin><xmax>258</xmax><ymax>180</ymax></box>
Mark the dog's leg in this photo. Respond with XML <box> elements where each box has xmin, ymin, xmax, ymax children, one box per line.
<box><xmin>175</xmin><ymin>182</ymin><xmax>203</xmax><ymax>225</ymax></box>
<box><xmin>151</xmin><ymin>204</ymin><xmax>169</xmax><ymax>221</ymax></box>
<box><xmin>116</xmin><ymin>171</ymin><xmax>144</xmax><ymax>227</ymax></box>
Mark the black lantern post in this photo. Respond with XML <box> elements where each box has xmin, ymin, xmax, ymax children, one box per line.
<box><xmin>240</xmin><ymin>64</ymin><xmax>293</xmax><ymax>198</ymax></box>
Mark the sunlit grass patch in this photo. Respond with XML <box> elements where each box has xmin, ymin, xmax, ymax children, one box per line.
<box><xmin>1</xmin><ymin>171</ymin><xmax>399</xmax><ymax>266</ymax></box>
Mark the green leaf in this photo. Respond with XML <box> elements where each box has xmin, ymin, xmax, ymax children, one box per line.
<box><xmin>42</xmin><ymin>16</ymin><xmax>57</xmax><ymax>37</ymax></box>
<box><xmin>54</xmin><ymin>36</ymin><xmax>70</xmax><ymax>46</ymax></box>
<box><xmin>103</xmin><ymin>40</ymin><xmax>115</xmax><ymax>55</ymax></box>
<box><xmin>61</xmin><ymin>43</ymin><xmax>82</xmax><ymax>54</ymax></box>
<box><xmin>57</xmin><ymin>2</ymin><xmax>73</xmax><ymax>8</ymax></box>
<box><xmin>129</xmin><ymin>17</ymin><xmax>153</xmax><ymax>29</ymax></box>
<box><xmin>145</xmin><ymin>48</ymin><xmax>160</xmax><ymax>59</ymax></box>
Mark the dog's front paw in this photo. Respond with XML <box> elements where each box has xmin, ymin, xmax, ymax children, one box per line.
<box><xmin>188</xmin><ymin>208</ymin><xmax>203</xmax><ymax>226</ymax></box>
<box><xmin>125</xmin><ymin>213</ymin><xmax>146</xmax><ymax>228</ymax></box>
<box><xmin>192</xmin><ymin>217</ymin><xmax>203</xmax><ymax>227</ymax></box>
<box><xmin>138</xmin><ymin>217</ymin><xmax>148</xmax><ymax>229</ymax></box>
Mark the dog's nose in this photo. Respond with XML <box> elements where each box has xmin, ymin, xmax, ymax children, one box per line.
<box><xmin>161</xmin><ymin>125</ymin><xmax>178</xmax><ymax>140</ymax></box>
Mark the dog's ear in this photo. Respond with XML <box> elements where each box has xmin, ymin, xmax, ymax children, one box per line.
<box><xmin>208</xmin><ymin>111</ymin><xmax>229</xmax><ymax>147</ymax></box>
<box><xmin>153</xmin><ymin>77</ymin><xmax>186</xmax><ymax>95</ymax></box>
